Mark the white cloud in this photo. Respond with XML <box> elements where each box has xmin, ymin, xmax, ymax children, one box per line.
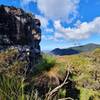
<box><xmin>35</xmin><ymin>15</ymin><xmax>54</xmax><ymax>34</ymax></box>
<box><xmin>21</xmin><ymin>0</ymin><xmax>80</xmax><ymax>22</ymax></box>
<box><xmin>21</xmin><ymin>0</ymin><xmax>100</xmax><ymax>42</ymax></box>
<box><xmin>54</xmin><ymin>32</ymin><xmax>65</xmax><ymax>39</ymax></box>
<box><xmin>54</xmin><ymin>17</ymin><xmax>100</xmax><ymax>40</ymax></box>
<box><xmin>45</xmin><ymin>28</ymin><xmax>54</xmax><ymax>33</ymax></box>
<box><xmin>35</xmin><ymin>15</ymin><xmax>49</xmax><ymax>28</ymax></box>
<box><xmin>37</xmin><ymin>0</ymin><xmax>80</xmax><ymax>21</ymax></box>
<box><xmin>42</xmin><ymin>35</ymin><xmax>62</xmax><ymax>42</ymax></box>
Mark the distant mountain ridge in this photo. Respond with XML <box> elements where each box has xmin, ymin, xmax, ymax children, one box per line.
<box><xmin>51</xmin><ymin>43</ymin><xmax>100</xmax><ymax>56</ymax></box>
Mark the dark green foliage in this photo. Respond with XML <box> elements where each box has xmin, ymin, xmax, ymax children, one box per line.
<box><xmin>36</xmin><ymin>54</ymin><xmax>56</xmax><ymax>72</ymax></box>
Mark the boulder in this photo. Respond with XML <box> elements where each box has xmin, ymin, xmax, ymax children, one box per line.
<box><xmin>0</xmin><ymin>5</ymin><xmax>41</xmax><ymax>68</ymax></box>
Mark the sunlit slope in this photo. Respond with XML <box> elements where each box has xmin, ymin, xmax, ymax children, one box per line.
<box><xmin>46</xmin><ymin>48</ymin><xmax>100</xmax><ymax>99</ymax></box>
<box><xmin>51</xmin><ymin>43</ymin><xmax>100</xmax><ymax>55</ymax></box>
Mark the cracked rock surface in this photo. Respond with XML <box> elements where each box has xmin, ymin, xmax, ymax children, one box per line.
<box><xmin>0</xmin><ymin>5</ymin><xmax>41</xmax><ymax>68</ymax></box>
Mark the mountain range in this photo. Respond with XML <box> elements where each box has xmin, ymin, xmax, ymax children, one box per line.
<box><xmin>51</xmin><ymin>43</ymin><xmax>100</xmax><ymax>56</ymax></box>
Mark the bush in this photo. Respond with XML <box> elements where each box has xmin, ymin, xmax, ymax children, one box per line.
<box><xmin>36</xmin><ymin>54</ymin><xmax>56</xmax><ymax>72</ymax></box>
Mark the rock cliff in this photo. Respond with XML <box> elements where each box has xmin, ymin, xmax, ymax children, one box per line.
<box><xmin>0</xmin><ymin>5</ymin><xmax>41</xmax><ymax>69</ymax></box>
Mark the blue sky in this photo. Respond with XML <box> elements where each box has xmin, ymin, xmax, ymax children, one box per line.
<box><xmin>0</xmin><ymin>0</ymin><xmax>100</xmax><ymax>50</ymax></box>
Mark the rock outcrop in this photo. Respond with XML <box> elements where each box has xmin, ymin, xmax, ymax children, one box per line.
<box><xmin>0</xmin><ymin>5</ymin><xmax>41</xmax><ymax>68</ymax></box>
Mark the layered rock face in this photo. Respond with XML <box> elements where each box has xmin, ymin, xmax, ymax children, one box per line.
<box><xmin>0</xmin><ymin>5</ymin><xmax>41</xmax><ymax>68</ymax></box>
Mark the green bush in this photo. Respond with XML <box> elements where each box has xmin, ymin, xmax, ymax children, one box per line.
<box><xmin>36</xmin><ymin>54</ymin><xmax>56</xmax><ymax>72</ymax></box>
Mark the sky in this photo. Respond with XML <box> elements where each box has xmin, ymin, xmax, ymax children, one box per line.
<box><xmin>0</xmin><ymin>0</ymin><xmax>100</xmax><ymax>50</ymax></box>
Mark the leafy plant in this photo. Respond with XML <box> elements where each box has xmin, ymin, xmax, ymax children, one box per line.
<box><xmin>36</xmin><ymin>54</ymin><xmax>56</xmax><ymax>72</ymax></box>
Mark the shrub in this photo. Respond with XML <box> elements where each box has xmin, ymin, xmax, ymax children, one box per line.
<box><xmin>36</xmin><ymin>54</ymin><xmax>56</xmax><ymax>72</ymax></box>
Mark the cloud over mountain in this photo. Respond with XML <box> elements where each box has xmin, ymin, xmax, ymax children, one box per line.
<box><xmin>54</xmin><ymin>17</ymin><xmax>100</xmax><ymax>40</ymax></box>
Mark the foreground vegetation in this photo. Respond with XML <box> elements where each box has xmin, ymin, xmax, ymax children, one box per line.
<box><xmin>0</xmin><ymin>48</ymin><xmax>100</xmax><ymax>100</ymax></box>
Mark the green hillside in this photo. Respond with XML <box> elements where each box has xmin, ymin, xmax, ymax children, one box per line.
<box><xmin>70</xmin><ymin>43</ymin><xmax>100</xmax><ymax>52</ymax></box>
<box><xmin>0</xmin><ymin>48</ymin><xmax>100</xmax><ymax>100</ymax></box>
<box><xmin>51</xmin><ymin>43</ymin><xmax>100</xmax><ymax>55</ymax></box>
